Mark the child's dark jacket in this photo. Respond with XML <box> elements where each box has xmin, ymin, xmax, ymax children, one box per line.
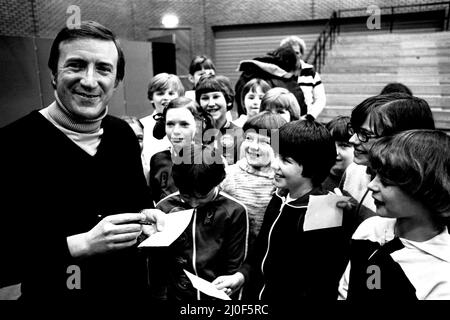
<box><xmin>150</xmin><ymin>191</ymin><xmax>249</xmax><ymax>300</ymax></box>
<box><xmin>241</xmin><ymin>187</ymin><xmax>350</xmax><ymax>302</ymax></box>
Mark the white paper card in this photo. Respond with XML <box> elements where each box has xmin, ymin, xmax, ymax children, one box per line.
<box><xmin>183</xmin><ymin>269</ymin><xmax>231</xmax><ymax>300</ymax></box>
<box><xmin>303</xmin><ymin>194</ymin><xmax>350</xmax><ymax>231</ymax></box>
<box><xmin>138</xmin><ymin>209</ymin><xmax>194</xmax><ymax>247</ymax></box>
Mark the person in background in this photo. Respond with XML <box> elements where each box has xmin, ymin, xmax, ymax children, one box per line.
<box><xmin>185</xmin><ymin>55</ymin><xmax>216</xmax><ymax>101</ymax></box>
<box><xmin>280</xmin><ymin>36</ymin><xmax>326</xmax><ymax>120</ymax></box>
<box><xmin>338</xmin><ymin>93</ymin><xmax>436</xmax><ymax>235</ymax></box>
<box><xmin>186</xmin><ymin>55</ymin><xmax>234</xmax><ymax>123</ymax></box>
<box><xmin>149</xmin><ymin>144</ymin><xmax>249</xmax><ymax>300</ymax></box>
<box><xmin>222</xmin><ymin>111</ymin><xmax>287</xmax><ymax>249</ymax></box>
<box><xmin>338</xmin><ymin>130</ymin><xmax>450</xmax><ymax>300</ymax></box>
<box><xmin>259</xmin><ymin>87</ymin><xmax>301</xmax><ymax>122</ymax></box>
<box><xmin>0</xmin><ymin>20</ymin><xmax>165</xmax><ymax>300</ymax></box>
<box><xmin>140</xmin><ymin>73</ymin><xmax>185</xmax><ymax>183</ymax></box>
<box><xmin>149</xmin><ymin>97</ymin><xmax>213</xmax><ymax>204</ymax></box>
<box><xmin>233</xmin><ymin>78</ymin><xmax>271</xmax><ymax>127</ymax></box>
<box><xmin>380</xmin><ymin>82</ymin><xmax>412</xmax><ymax>96</ymax></box>
<box><xmin>235</xmin><ymin>44</ymin><xmax>307</xmax><ymax>118</ymax></box>
<box><xmin>322</xmin><ymin>116</ymin><xmax>354</xmax><ymax>192</ymax></box>
<box><xmin>196</xmin><ymin>74</ymin><xmax>244</xmax><ymax>165</ymax></box>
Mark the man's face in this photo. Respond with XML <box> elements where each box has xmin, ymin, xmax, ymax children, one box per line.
<box><xmin>53</xmin><ymin>38</ymin><xmax>118</xmax><ymax>119</ymax></box>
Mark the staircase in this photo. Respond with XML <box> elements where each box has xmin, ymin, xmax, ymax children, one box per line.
<box><xmin>318</xmin><ymin>31</ymin><xmax>450</xmax><ymax>130</ymax></box>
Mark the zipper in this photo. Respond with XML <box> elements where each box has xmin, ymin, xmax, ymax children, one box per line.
<box><xmin>191</xmin><ymin>208</ymin><xmax>200</xmax><ymax>300</ymax></box>
<box><xmin>258</xmin><ymin>198</ymin><xmax>286</xmax><ymax>300</ymax></box>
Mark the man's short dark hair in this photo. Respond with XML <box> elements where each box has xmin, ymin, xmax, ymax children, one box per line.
<box><xmin>278</xmin><ymin>116</ymin><xmax>336</xmax><ymax>186</ymax></box>
<box><xmin>48</xmin><ymin>20</ymin><xmax>125</xmax><ymax>87</ymax></box>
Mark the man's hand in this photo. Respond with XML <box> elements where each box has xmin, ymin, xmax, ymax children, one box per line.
<box><xmin>140</xmin><ymin>208</ymin><xmax>165</xmax><ymax>237</ymax></box>
<box><xmin>212</xmin><ymin>272</ymin><xmax>245</xmax><ymax>296</ymax></box>
<box><xmin>67</xmin><ymin>213</ymin><xmax>145</xmax><ymax>258</ymax></box>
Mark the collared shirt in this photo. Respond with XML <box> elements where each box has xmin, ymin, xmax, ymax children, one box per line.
<box><xmin>338</xmin><ymin>216</ymin><xmax>450</xmax><ymax>300</ymax></box>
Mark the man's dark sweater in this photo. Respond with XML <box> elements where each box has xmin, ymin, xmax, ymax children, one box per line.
<box><xmin>0</xmin><ymin>111</ymin><xmax>152</xmax><ymax>300</ymax></box>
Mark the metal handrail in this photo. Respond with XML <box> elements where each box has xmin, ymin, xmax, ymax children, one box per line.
<box><xmin>305</xmin><ymin>1</ymin><xmax>450</xmax><ymax>73</ymax></box>
<box><xmin>304</xmin><ymin>11</ymin><xmax>338</xmax><ymax>73</ymax></box>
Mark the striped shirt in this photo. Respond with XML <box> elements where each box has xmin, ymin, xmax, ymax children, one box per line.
<box><xmin>298</xmin><ymin>60</ymin><xmax>326</xmax><ymax>119</ymax></box>
<box><xmin>221</xmin><ymin>158</ymin><xmax>275</xmax><ymax>247</ymax></box>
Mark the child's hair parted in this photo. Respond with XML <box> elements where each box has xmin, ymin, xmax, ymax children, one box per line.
<box><xmin>260</xmin><ymin>87</ymin><xmax>300</xmax><ymax>121</ymax></box>
<box><xmin>195</xmin><ymin>74</ymin><xmax>235</xmax><ymax>111</ymax></box>
<box><xmin>350</xmin><ymin>92</ymin><xmax>433</xmax><ymax>134</ymax></box>
<box><xmin>369</xmin><ymin>94</ymin><xmax>435</xmax><ymax>137</ymax></box>
<box><xmin>243</xmin><ymin>111</ymin><xmax>287</xmax><ymax>142</ymax></box>
<box><xmin>238</xmin><ymin>78</ymin><xmax>271</xmax><ymax>116</ymax></box>
<box><xmin>368</xmin><ymin>129</ymin><xmax>450</xmax><ymax>219</ymax></box>
<box><xmin>278</xmin><ymin>116</ymin><xmax>336</xmax><ymax>186</ymax></box>
<box><xmin>147</xmin><ymin>73</ymin><xmax>185</xmax><ymax>101</ymax></box>
<box><xmin>189</xmin><ymin>55</ymin><xmax>216</xmax><ymax>76</ymax></box>
<box><xmin>172</xmin><ymin>144</ymin><xmax>226</xmax><ymax>196</ymax></box>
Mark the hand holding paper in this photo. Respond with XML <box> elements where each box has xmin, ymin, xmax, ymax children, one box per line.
<box><xmin>303</xmin><ymin>193</ymin><xmax>350</xmax><ymax>231</ymax></box>
<box><xmin>139</xmin><ymin>209</ymin><xmax>193</xmax><ymax>247</ymax></box>
<box><xmin>184</xmin><ymin>270</ymin><xmax>231</xmax><ymax>300</ymax></box>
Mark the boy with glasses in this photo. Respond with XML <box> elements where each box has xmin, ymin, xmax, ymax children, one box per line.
<box><xmin>338</xmin><ymin>93</ymin><xmax>435</xmax><ymax>232</ymax></box>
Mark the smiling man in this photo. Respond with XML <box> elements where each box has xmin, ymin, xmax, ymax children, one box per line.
<box><xmin>0</xmin><ymin>21</ymin><xmax>165</xmax><ymax>300</ymax></box>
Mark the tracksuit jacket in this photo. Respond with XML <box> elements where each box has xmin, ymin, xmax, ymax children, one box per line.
<box><xmin>149</xmin><ymin>190</ymin><xmax>249</xmax><ymax>300</ymax></box>
<box><xmin>240</xmin><ymin>187</ymin><xmax>350</xmax><ymax>302</ymax></box>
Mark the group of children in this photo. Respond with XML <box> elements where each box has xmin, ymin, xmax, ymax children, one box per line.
<box><xmin>120</xmin><ymin>51</ymin><xmax>450</xmax><ymax>302</ymax></box>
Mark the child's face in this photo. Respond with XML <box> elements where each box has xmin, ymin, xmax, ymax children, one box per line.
<box><xmin>180</xmin><ymin>187</ymin><xmax>217</xmax><ymax>208</ymax></box>
<box><xmin>271</xmin><ymin>154</ymin><xmax>304</xmax><ymax>191</ymax></box>
<box><xmin>242</xmin><ymin>132</ymin><xmax>274</xmax><ymax>168</ymax></box>
<box><xmin>151</xmin><ymin>88</ymin><xmax>180</xmax><ymax>113</ymax></box>
<box><xmin>191</xmin><ymin>68</ymin><xmax>215</xmax><ymax>86</ymax></box>
<box><xmin>349</xmin><ymin>115</ymin><xmax>378</xmax><ymax>166</ymax></box>
<box><xmin>244</xmin><ymin>86</ymin><xmax>265</xmax><ymax>118</ymax></box>
<box><xmin>268</xmin><ymin>107</ymin><xmax>291</xmax><ymax>123</ymax></box>
<box><xmin>199</xmin><ymin>91</ymin><xmax>228</xmax><ymax>127</ymax></box>
<box><xmin>165</xmin><ymin>107</ymin><xmax>196</xmax><ymax>151</ymax></box>
<box><xmin>331</xmin><ymin>141</ymin><xmax>354</xmax><ymax>175</ymax></box>
<box><xmin>368</xmin><ymin>174</ymin><xmax>421</xmax><ymax>220</ymax></box>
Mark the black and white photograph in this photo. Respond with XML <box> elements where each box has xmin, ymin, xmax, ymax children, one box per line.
<box><xmin>0</xmin><ymin>0</ymin><xmax>449</xmax><ymax>315</ymax></box>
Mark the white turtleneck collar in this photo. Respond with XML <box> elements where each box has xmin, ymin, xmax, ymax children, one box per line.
<box><xmin>39</xmin><ymin>92</ymin><xmax>108</xmax><ymax>156</ymax></box>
